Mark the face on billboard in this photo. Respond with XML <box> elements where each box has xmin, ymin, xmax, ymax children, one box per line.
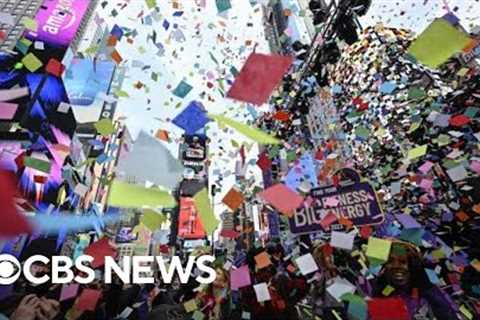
<box><xmin>25</xmin><ymin>0</ymin><xmax>90</xmax><ymax>47</ymax></box>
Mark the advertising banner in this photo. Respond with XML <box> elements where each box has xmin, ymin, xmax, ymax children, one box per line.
<box><xmin>178</xmin><ymin>197</ymin><xmax>207</xmax><ymax>239</ymax></box>
<box><xmin>63</xmin><ymin>58</ymin><xmax>115</xmax><ymax>106</ymax></box>
<box><xmin>289</xmin><ymin>181</ymin><xmax>384</xmax><ymax>235</ymax></box>
<box><xmin>185</xmin><ymin>146</ymin><xmax>206</xmax><ymax>160</ymax></box>
<box><xmin>63</xmin><ymin>58</ymin><xmax>116</xmax><ymax>123</ymax></box>
<box><xmin>26</xmin><ymin>0</ymin><xmax>90</xmax><ymax>47</ymax></box>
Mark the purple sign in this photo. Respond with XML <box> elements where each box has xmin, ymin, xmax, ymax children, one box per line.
<box><xmin>25</xmin><ymin>0</ymin><xmax>90</xmax><ymax>47</ymax></box>
<box><xmin>289</xmin><ymin>182</ymin><xmax>384</xmax><ymax>235</ymax></box>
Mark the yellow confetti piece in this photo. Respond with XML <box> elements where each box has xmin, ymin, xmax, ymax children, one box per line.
<box><xmin>382</xmin><ymin>285</ymin><xmax>395</xmax><ymax>296</ymax></box>
<box><xmin>459</xmin><ymin>305</ymin><xmax>473</xmax><ymax>319</ymax></box>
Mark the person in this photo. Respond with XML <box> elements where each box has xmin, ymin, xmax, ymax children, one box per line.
<box><xmin>7</xmin><ymin>294</ymin><xmax>59</xmax><ymax>320</ymax></box>
<box><xmin>197</xmin><ymin>267</ymin><xmax>231</xmax><ymax>319</ymax></box>
<box><xmin>0</xmin><ymin>292</ymin><xmax>60</xmax><ymax>320</ymax></box>
<box><xmin>372</xmin><ymin>241</ymin><xmax>459</xmax><ymax>320</ymax></box>
<box><xmin>310</xmin><ymin>243</ymin><xmax>355</xmax><ymax>319</ymax></box>
<box><xmin>0</xmin><ymin>237</ymin><xmax>63</xmax><ymax>320</ymax></box>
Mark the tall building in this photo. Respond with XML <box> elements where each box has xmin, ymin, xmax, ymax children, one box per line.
<box><xmin>296</xmin><ymin>0</ymin><xmax>319</xmax><ymax>39</ymax></box>
<box><xmin>305</xmin><ymin>94</ymin><xmax>334</xmax><ymax>148</ymax></box>
<box><xmin>262</xmin><ymin>0</ymin><xmax>290</xmax><ymax>53</ymax></box>
<box><xmin>74</xmin><ymin>12</ymin><xmax>112</xmax><ymax>59</ymax></box>
<box><xmin>68</xmin><ymin>0</ymin><xmax>99</xmax><ymax>54</ymax></box>
<box><xmin>1</xmin><ymin>0</ymin><xmax>99</xmax><ymax>57</ymax></box>
<box><xmin>87</xmin><ymin>123</ymin><xmax>134</xmax><ymax>210</ymax></box>
<box><xmin>261</xmin><ymin>4</ymin><xmax>282</xmax><ymax>53</ymax></box>
<box><xmin>0</xmin><ymin>0</ymin><xmax>42</xmax><ymax>51</ymax></box>
<box><xmin>110</xmin><ymin>64</ymin><xmax>127</xmax><ymax>95</ymax></box>
<box><xmin>261</xmin><ymin>0</ymin><xmax>316</xmax><ymax>54</ymax></box>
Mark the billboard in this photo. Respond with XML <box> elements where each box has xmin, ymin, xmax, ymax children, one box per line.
<box><xmin>63</xmin><ymin>58</ymin><xmax>116</xmax><ymax>123</ymax></box>
<box><xmin>25</xmin><ymin>0</ymin><xmax>90</xmax><ymax>47</ymax></box>
<box><xmin>178</xmin><ymin>197</ymin><xmax>206</xmax><ymax>239</ymax></box>
<box><xmin>289</xmin><ymin>182</ymin><xmax>384</xmax><ymax>235</ymax></box>
<box><xmin>63</xmin><ymin>58</ymin><xmax>115</xmax><ymax>106</ymax></box>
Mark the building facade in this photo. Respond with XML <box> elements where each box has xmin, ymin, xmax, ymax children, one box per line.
<box><xmin>261</xmin><ymin>0</ymin><xmax>316</xmax><ymax>54</ymax></box>
<box><xmin>1</xmin><ymin>0</ymin><xmax>99</xmax><ymax>56</ymax></box>
<box><xmin>0</xmin><ymin>0</ymin><xmax>42</xmax><ymax>51</ymax></box>
<box><xmin>68</xmin><ymin>0</ymin><xmax>99</xmax><ymax>54</ymax></box>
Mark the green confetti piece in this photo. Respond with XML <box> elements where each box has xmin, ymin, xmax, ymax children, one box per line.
<box><xmin>24</xmin><ymin>157</ymin><xmax>51</xmax><ymax>174</ymax></box>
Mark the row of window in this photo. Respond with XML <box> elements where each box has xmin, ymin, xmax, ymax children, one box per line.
<box><xmin>0</xmin><ymin>0</ymin><xmax>42</xmax><ymax>50</ymax></box>
<box><xmin>1</xmin><ymin>0</ymin><xmax>41</xmax><ymax>12</ymax></box>
<box><xmin>70</xmin><ymin>0</ymin><xmax>100</xmax><ymax>51</ymax></box>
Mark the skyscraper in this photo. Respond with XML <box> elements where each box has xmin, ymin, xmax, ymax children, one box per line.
<box><xmin>1</xmin><ymin>0</ymin><xmax>100</xmax><ymax>55</ymax></box>
<box><xmin>0</xmin><ymin>0</ymin><xmax>43</xmax><ymax>51</ymax></box>
<box><xmin>68</xmin><ymin>0</ymin><xmax>99</xmax><ymax>54</ymax></box>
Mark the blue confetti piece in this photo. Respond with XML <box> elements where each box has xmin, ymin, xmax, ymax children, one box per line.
<box><xmin>379</xmin><ymin>81</ymin><xmax>397</xmax><ymax>94</ymax></box>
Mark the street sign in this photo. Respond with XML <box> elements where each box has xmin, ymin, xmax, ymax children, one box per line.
<box><xmin>289</xmin><ymin>181</ymin><xmax>384</xmax><ymax>235</ymax></box>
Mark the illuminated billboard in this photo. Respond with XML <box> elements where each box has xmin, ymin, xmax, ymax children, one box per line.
<box><xmin>25</xmin><ymin>0</ymin><xmax>90</xmax><ymax>47</ymax></box>
<box><xmin>178</xmin><ymin>197</ymin><xmax>206</xmax><ymax>239</ymax></box>
<box><xmin>63</xmin><ymin>58</ymin><xmax>116</xmax><ymax>123</ymax></box>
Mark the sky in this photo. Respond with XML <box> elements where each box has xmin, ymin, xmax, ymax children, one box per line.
<box><xmin>88</xmin><ymin>0</ymin><xmax>271</xmax><ymax>217</ymax></box>
<box><xmin>82</xmin><ymin>0</ymin><xmax>480</xmax><ymax>217</ymax></box>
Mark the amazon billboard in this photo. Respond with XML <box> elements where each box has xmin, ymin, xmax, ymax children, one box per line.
<box><xmin>25</xmin><ymin>0</ymin><xmax>90</xmax><ymax>48</ymax></box>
